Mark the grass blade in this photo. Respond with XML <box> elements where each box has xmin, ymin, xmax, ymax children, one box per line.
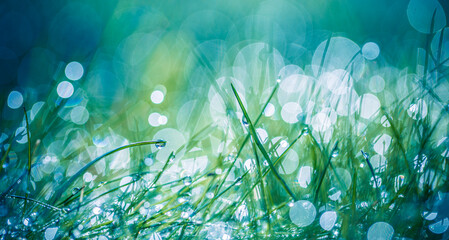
<box><xmin>231</xmin><ymin>83</ymin><xmax>297</xmax><ymax>201</ymax></box>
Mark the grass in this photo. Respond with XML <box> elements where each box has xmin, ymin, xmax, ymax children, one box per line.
<box><xmin>1</xmin><ymin>8</ymin><xmax>449</xmax><ymax>240</ymax></box>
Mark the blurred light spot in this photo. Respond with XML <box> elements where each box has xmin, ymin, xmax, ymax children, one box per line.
<box><xmin>429</xmin><ymin>218</ymin><xmax>449</xmax><ymax>234</ymax></box>
<box><xmin>152</xmin><ymin>128</ymin><xmax>186</xmax><ymax>162</ymax></box>
<box><xmin>321</xmin><ymin>70</ymin><xmax>353</xmax><ymax>95</ymax></box>
<box><xmin>431</xmin><ymin>29</ymin><xmax>449</xmax><ymax>67</ymax></box>
<box><xmin>65</xmin><ymin>61</ymin><xmax>84</xmax><ymax>81</ymax></box>
<box><xmin>311</xmin><ymin>113</ymin><xmax>330</xmax><ymax>132</ymax></box>
<box><xmin>70</xmin><ymin>106</ymin><xmax>89</xmax><ymax>125</ymax></box>
<box><xmin>57</xmin><ymin>81</ymin><xmax>74</xmax><ymax>98</ymax></box>
<box><xmin>289</xmin><ymin>200</ymin><xmax>316</xmax><ymax>227</ymax></box>
<box><xmin>45</xmin><ymin>227</ymin><xmax>58</xmax><ymax>240</ymax></box>
<box><xmin>362</xmin><ymin>42</ymin><xmax>380</xmax><ymax>60</ymax></box>
<box><xmin>264</xmin><ymin>103</ymin><xmax>275</xmax><ymax>117</ymax></box>
<box><xmin>407</xmin><ymin>0</ymin><xmax>446</xmax><ymax>34</ymax></box>
<box><xmin>371</xmin><ymin>155</ymin><xmax>387</xmax><ymax>173</ymax></box>
<box><xmin>297</xmin><ymin>166</ymin><xmax>312</xmax><ymax>188</ymax></box>
<box><xmin>367</xmin><ymin>222</ymin><xmax>394</xmax><ymax>240</ymax></box>
<box><xmin>256</xmin><ymin>128</ymin><xmax>268</xmax><ymax>144</ymax></box>
<box><xmin>120</xmin><ymin>176</ymin><xmax>134</xmax><ymax>192</ymax></box>
<box><xmin>92</xmin><ymin>207</ymin><xmax>102</xmax><ymax>215</ymax></box>
<box><xmin>407</xmin><ymin>99</ymin><xmax>427</xmax><ymax>120</ymax></box>
<box><xmin>312</xmin><ymin>37</ymin><xmax>364</xmax><ymax>79</ymax></box>
<box><xmin>7</xmin><ymin>91</ymin><xmax>23</xmax><ymax>109</ymax></box>
<box><xmin>83</xmin><ymin>172</ymin><xmax>93</xmax><ymax>182</ymax></box>
<box><xmin>423</xmin><ymin>211</ymin><xmax>438</xmax><ymax>221</ymax></box>
<box><xmin>144</xmin><ymin>157</ymin><xmax>154</xmax><ymax>166</ymax></box>
<box><xmin>281</xmin><ymin>102</ymin><xmax>302</xmax><ymax>123</ymax></box>
<box><xmin>280</xmin><ymin>140</ymin><xmax>288</xmax><ymax>148</ymax></box>
<box><xmin>148</xmin><ymin>112</ymin><xmax>161</xmax><ymax>127</ymax></box>
<box><xmin>369</xmin><ymin>75</ymin><xmax>385</xmax><ymax>93</ymax></box>
<box><xmin>151</xmin><ymin>90</ymin><xmax>164</xmax><ymax>104</ymax></box>
<box><xmin>15</xmin><ymin>127</ymin><xmax>28</xmax><ymax>144</ymax></box>
<box><xmin>279</xmin><ymin>150</ymin><xmax>299</xmax><ymax>175</ymax></box>
<box><xmin>158</xmin><ymin>115</ymin><xmax>168</xmax><ymax>125</ymax></box>
<box><xmin>320</xmin><ymin>211</ymin><xmax>337</xmax><ymax>231</ymax></box>
<box><xmin>373</xmin><ymin>134</ymin><xmax>392</xmax><ymax>155</ymax></box>
<box><xmin>381</xmin><ymin>115</ymin><xmax>391</xmax><ymax>127</ymax></box>
<box><xmin>358</xmin><ymin>94</ymin><xmax>380</xmax><ymax>119</ymax></box>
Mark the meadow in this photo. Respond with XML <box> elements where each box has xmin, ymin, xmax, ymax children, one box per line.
<box><xmin>0</xmin><ymin>0</ymin><xmax>449</xmax><ymax>239</ymax></box>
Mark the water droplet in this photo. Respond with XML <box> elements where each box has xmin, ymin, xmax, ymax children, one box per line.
<box><xmin>93</xmin><ymin>207</ymin><xmax>102</xmax><ymax>215</ymax></box>
<box><xmin>206</xmin><ymin>192</ymin><xmax>214</xmax><ymax>199</ymax></box>
<box><xmin>155</xmin><ymin>140</ymin><xmax>166</xmax><ymax>149</ymax></box>
<box><xmin>183</xmin><ymin>176</ymin><xmax>192</xmax><ymax>186</ymax></box>
<box><xmin>23</xmin><ymin>218</ymin><xmax>31</xmax><ymax>226</ymax></box>
<box><xmin>288</xmin><ymin>201</ymin><xmax>295</xmax><ymax>207</ymax></box>
<box><xmin>302</xmin><ymin>127</ymin><xmax>309</xmax><ymax>135</ymax></box>
<box><xmin>361</xmin><ymin>150</ymin><xmax>369</xmax><ymax>159</ymax></box>
<box><xmin>332</xmin><ymin>149</ymin><xmax>339</xmax><ymax>158</ymax></box>
<box><xmin>72</xmin><ymin>187</ymin><xmax>80</xmax><ymax>195</ymax></box>
<box><xmin>242</xmin><ymin>116</ymin><xmax>249</xmax><ymax>126</ymax></box>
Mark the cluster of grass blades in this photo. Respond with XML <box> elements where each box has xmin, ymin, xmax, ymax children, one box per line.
<box><xmin>1</xmin><ymin>11</ymin><xmax>449</xmax><ymax>240</ymax></box>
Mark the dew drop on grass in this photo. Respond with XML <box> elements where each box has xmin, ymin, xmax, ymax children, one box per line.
<box><xmin>155</xmin><ymin>140</ymin><xmax>166</xmax><ymax>149</ymax></box>
<box><xmin>289</xmin><ymin>200</ymin><xmax>316</xmax><ymax>227</ymax></box>
<box><xmin>328</xmin><ymin>187</ymin><xmax>342</xmax><ymax>201</ymax></box>
<box><xmin>183</xmin><ymin>176</ymin><xmax>192</xmax><ymax>186</ymax></box>
<box><xmin>72</xmin><ymin>187</ymin><xmax>80</xmax><ymax>195</ymax></box>
<box><xmin>242</xmin><ymin>116</ymin><xmax>249</xmax><ymax>126</ymax></box>
<box><xmin>23</xmin><ymin>218</ymin><xmax>30</xmax><ymax>226</ymax></box>
<box><xmin>302</xmin><ymin>126</ymin><xmax>309</xmax><ymax>135</ymax></box>
<box><xmin>332</xmin><ymin>149</ymin><xmax>339</xmax><ymax>158</ymax></box>
<box><xmin>93</xmin><ymin>207</ymin><xmax>102</xmax><ymax>215</ymax></box>
<box><xmin>206</xmin><ymin>192</ymin><xmax>214</xmax><ymax>199</ymax></box>
<box><xmin>367</xmin><ymin>222</ymin><xmax>394</xmax><ymax>240</ymax></box>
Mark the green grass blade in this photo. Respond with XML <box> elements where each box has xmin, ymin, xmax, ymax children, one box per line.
<box><xmin>53</xmin><ymin>140</ymin><xmax>166</xmax><ymax>203</ymax></box>
<box><xmin>231</xmin><ymin>83</ymin><xmax>297</xmax><ymax>201</ymax></box>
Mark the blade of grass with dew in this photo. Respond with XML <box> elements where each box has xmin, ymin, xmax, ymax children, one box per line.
<box><xmin>225</xmin><ymin>129</ymin><xmax>306</xmax><ymax>220</ymax></box>
<box><xmin>361</xmin><ymin>150</ymin><xmax>381</xmax><ymax>199</ymax></box>
<box><xmin>249</xmin><ymin>138</ymin><xmax>271</xmax><ymax>230</ymax></box>
<box><xmin>231</xmin><ymin>83</ymin><xmax>297</xmax><ymax>201</ymax></box>
<box><xmin>215</xmin><ymin>83</ymin><xmax>279</xmax><ymax>196</ymax></box>
<box><xmin>314</xmin><ymin>141</ymin><xmax>338</xmax><ymax>203</ymax></box>
<box><xmin>380</xmin><ymin>107</ymin><xmax>412</xmax><ymax>175</ymax></box>
<box><xmin>53</xmin><ymin>139</ymin><xmax>166</xmax><ymax>203</ymax></box>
